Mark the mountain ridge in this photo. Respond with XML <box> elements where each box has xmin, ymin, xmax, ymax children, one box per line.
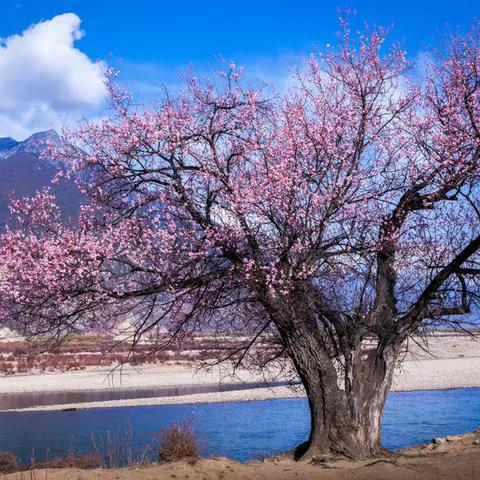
<box><xmin>0</xmin><ymin>130</ymin><xmax>61</xmax><ymax>161</ymax></box>
<box><xmin>0</xmin><ymin>130</ymin><xmax>83</xmax><ymax>227</ymax></box>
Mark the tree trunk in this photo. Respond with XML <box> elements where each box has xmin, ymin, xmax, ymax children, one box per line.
<box><xmin>277</xmin><ymin>317</ymin><xmax>398</xmax><ymax>461</ymax></box>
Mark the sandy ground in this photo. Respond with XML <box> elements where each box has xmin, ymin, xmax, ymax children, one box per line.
<box><xmin>5</xmin><ymin>430</ymin><xmax>480</xmax><ymax>480</ymax></box>
<box><xmin>0</xmin><ymin>363</ymin><xmax>271</xmax><ymax>393</ymax></box>
<box><xmin>2</xmin><ymin>333</ymin><xmax>480</xmax><ymax>411</ymax></box>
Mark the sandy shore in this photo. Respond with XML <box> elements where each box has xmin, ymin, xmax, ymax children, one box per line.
<box><xmin>5</xmin><ymin>429</ymin><xmax>480</xmax><ymax>480</ymax></box>
<box><xmin>2</xmin><ymin>333</ymin><xmax>480</xmax><ymax>411</ymax></box>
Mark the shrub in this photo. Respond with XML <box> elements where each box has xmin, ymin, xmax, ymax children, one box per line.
<box><xmin>0</xmin><ymin>452</ymin><xmax>19</xmax><ymax>474</ymax></box>
<box><xmin>158</xmin><ymin>420</ymin><xmax>198</xmax><ymax>462</ymax></box>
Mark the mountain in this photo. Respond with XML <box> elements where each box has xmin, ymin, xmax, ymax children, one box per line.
<box><xmin>0</xmin><ymin>130</ymin><xmax>83</xmax><ymax>228</ymax></box>
<box><xmin>0</xmin><ymin>129</ymin><xmax>61</xmax><ymax>160</ymax></box>
<box><xmin>0</xmin><ymin>138</ymin><xmax>18</xmax><ymax>150</ymax></box>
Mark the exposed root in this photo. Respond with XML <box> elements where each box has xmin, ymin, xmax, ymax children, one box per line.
<box><xmin>294</xmin><ymin>440</ymin><xmax>403</xmax><ymax>468</ymax></box>
<box><xmin>364</xmin><ymin>459</ymin><xmax>404</xmax><ymax>467</ymax></box>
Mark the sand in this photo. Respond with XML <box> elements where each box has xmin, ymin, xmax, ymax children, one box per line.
<box><xmin>4</xmin><ymin>430</ymin><xmax>480</xmax><ymax>480</ymax></box>
<box><xmin>0</xmin><ymin>363</ymin><xmax>274</xmax><ymax>393</ymax></box>
<box><xmin>2</xmin><ymin>333</ymin><xmax>480</xmax><ymax>412</ymax></box>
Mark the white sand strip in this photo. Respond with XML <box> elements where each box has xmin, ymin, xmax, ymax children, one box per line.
<box><xmin>0</xmin><ymin>363</ymin><xmax>272</xmax><ymax>394</ymax></box>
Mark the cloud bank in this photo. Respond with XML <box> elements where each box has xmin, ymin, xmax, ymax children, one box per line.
<box><xmin>0</xmin><ymin>13</ymin><xmax>107</xmax><ymax>139</ymax></box>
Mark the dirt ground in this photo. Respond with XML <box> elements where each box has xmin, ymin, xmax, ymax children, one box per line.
<box><xmin>5</xmin><ymin>429</ymin><xmax>480</xmax><ymax>480</ymax></box>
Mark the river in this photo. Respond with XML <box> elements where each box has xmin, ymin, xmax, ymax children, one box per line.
<box><xmin>1</xmin><ymin>387</ymin><xmax>479</xmax><ymax>465</ymax></box>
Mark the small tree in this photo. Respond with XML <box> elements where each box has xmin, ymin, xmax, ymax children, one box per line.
<box><xmin>1</xmin><ymin>21</ymin><xmax>480</xmax><ymax>460</ymax></box>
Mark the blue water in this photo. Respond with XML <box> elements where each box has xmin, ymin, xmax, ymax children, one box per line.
<box><xmin>1</xmin><ymin>388</ymin><xmax>480</xmax><ymax>464</ymax></box>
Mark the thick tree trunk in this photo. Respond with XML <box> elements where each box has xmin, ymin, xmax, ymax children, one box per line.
<box><xmin>277</xmin><ymin>316</ymin><xmax>398</xmax><ymax>461</ymax></box>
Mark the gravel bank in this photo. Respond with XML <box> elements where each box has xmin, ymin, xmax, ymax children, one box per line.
<box><xmin>2</xmin><ymin>334</ymin><xmax>480</xmax><ymax>412</ymax></box>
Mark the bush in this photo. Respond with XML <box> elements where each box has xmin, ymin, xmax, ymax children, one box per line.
<box><xmin>158</xmin><ymin>420</ymin><xmax>198</xmax><ymax>462</ymax></box>
<box><xmin>0</xmin><ymin>452</ymin><xmax>19</xmax><ymax>474</ymax></box>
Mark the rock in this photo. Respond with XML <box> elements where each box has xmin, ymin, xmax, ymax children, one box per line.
<box><xmin>473</xmin><ymin>439</ymin><xmax>480</xmax><ymax>445</ymax></box>
<box><xmin>432</xmin><ymin>437</ymin><xmax>446</xmax><ymax>445</ymax></box>
<box><xmin>446</xmin><ymin>435</ymin><xmax>463</xmax><ymax>442</ymax></box>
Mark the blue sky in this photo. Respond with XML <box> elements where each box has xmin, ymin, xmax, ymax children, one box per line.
<box><xmin>0</xmin><ymin>0</ymin><xmax>479</xmax><ymax>138</ymax></box>
<box><xmin>3</xmin><ymin>0</ymin><xmax>480</xmax><ymax>64</ymax></box>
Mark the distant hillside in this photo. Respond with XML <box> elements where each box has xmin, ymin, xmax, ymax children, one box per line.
<box><xmin>0</xmin><ymin>130</ymin><xmax>83</xmax><ymax>228</ymax></box>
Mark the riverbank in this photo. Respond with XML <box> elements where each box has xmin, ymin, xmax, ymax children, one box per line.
<box><xmin>4</xmin><ymin>429</ymin><xmax>480</xmax><ymax>480</ymax></box>
<box><xmin>2</xmin><ymin>333</ymin><xmax>480</xmax><ymax>412</ymax></box>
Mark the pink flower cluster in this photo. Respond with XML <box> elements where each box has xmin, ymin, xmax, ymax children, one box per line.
<box><xmin>1</xmin><ymin>21</ymin><xmax>480</xmax><ymax>339</ymax></box>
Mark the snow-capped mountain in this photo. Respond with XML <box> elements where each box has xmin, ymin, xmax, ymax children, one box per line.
<box><xmin>0</xmin><ymin>130</ymin><xmax>83</xmax><ymax>227</ymax></box>
<box><xmin>0</xmin><ymin>130</ymin><xmax>61</xmax><ymax>160</ymax></box>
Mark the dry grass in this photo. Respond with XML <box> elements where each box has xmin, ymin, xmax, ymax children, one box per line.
<box><xmin>0</xmin><ymin>335</ymin><xmax>223</xmax><ymax>374</ymax></box>
<box><xmin>0</xmin><ymin>453</ymin><xmax>19</xmax><ymax>474</ymax></box>
<box><xmin>157</xmin><ymin>420</ymin><xmax>199</xmax><ymax>463</ymax></box>
<box><xmin>0</xmin><ymin>421</ymin><xmax>200</xmax><ymax>477</ymax></box>
<box><xmin>90</xmin><ymin>424</ymin><xmax>153</xmax><ymax>468</ymax></box>
<box><xmin>29</xmin><ymin>452</ymin><xmax>104</xmax><ymax>470</ymax></box>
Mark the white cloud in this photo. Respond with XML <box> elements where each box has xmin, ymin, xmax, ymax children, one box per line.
<box><xmin>0</xmin><ymin>13</ymin><xmax>107</xmax><ymax>139</ymax></box>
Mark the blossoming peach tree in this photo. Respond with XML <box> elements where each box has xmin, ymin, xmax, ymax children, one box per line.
<box><xmin>1</xmin><ymin>22</ymin><xmax>480</xmax><ymax>460</ymax></box>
